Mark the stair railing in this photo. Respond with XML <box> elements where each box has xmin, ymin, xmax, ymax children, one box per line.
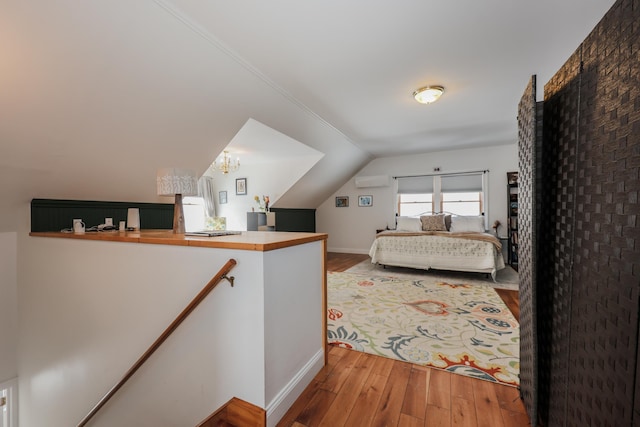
<box><xmin>77</xmin><ymin>258</ymin><xmax>238</xmax><ymax>427</ymax></box>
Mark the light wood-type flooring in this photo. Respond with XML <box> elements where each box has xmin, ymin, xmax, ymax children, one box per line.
<box><xmin>276</xmin><ymin>252</ymin><xmax>530</xmax><ymax>427</ymax></box>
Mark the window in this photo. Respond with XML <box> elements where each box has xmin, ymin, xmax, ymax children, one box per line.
<box><xmin>441</xmin><ymin>191</ymin><xmax>483</xmax><ymax>215</ymax></box>
<box><xmin>398</xmin><ymin>193</ymin><xmax>433</xmax><ymax>216</ymax></box>
<box><xmin>395</xmin><ymin>172</ymin><xmax>487</xmax><ymax>226</ymax></box>
<box><xmin>1</xmin><ymin>378</ymin><xmax>17</xmax><ymax>427</ymax></box>
<box><xmin>397</xmin><ymin>175</ymin><xmax>434</xmax><ymax>216</ymax></box>
<box><xmin>183</xmin><ymin>196</ymin><xmax>206</xmax><ymax>232</ymax></box>
<box><xmin>440</xmin><ymin>173</ymin><xmax>483</xmax><ymax>216</ymax></box>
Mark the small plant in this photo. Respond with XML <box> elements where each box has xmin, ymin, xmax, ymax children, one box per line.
<box><xmin>254</xmin><ymin>195</ymin><xmax>270</xmax><ymax>212</ymax></box>
<box><xmin>492</xmin><ymin>220</ymin><xmax>501</xmax><ymax>236</ymax></box>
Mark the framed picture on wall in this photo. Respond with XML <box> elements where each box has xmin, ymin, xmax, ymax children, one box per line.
<box><xmin>219</xmin><ymin>191</ymin><xmax>227</xmax><ymax>204</ymax></box>
<box><xmin>335</xmin><ymin>196</ymin><xmax>349</xmax><ymax>207</ymax></box>
<box><xmin>236</xmin><ymin>178</ymin><xmax>247</xmax><ymax>195</ymax></box>
<box><xmin>358</xmin><ymin>195</ymin><xmax>373</xmax><ymax>207</ymax></box>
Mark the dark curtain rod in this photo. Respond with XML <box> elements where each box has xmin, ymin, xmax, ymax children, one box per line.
<box><xmin>393</xmin><ymin>169</ymin><xmax>489</xmax><ymax>179</ymax></box>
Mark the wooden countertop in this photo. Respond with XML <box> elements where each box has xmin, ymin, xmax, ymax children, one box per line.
<box><xmin>29</xmin><ymin>230</ymin><xmax>328</xmax><ymax>252</ymax></box>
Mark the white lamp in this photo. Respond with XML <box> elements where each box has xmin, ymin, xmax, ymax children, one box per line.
<box><xmin>157</xmin><ymin>168</ymin><xmax>198</xmax><ymax>234</ymax></box>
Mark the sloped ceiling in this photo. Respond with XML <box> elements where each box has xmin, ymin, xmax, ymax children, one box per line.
<box><xmin>0</xmin><ymin>0</ymin><xmax>369</xmax><ymax>215</ymax></box>
<box><xmin>0</xmin><ymin>0</ymin><xmax>614</xmax><ymax>221</ymax></box>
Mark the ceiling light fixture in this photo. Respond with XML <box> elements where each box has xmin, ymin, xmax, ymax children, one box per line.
<box><xmin>413</xmin><ymin>85</ymin><xmax>445</xmax><ymax>104</ymax></box>
<box><xmin>211</xmin><ymin>150</ymin><xmax>240</xmax><ymax>174</ymax></box>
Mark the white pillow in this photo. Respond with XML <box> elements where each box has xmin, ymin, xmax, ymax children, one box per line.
<box><xmin>449</xmin><ymin>216</ymin><xmax>485</xmax><ymax>233</ymax></box>
<box><xmin>396</xmin><ymin>216</ymin><xmax>422</xmax><ymax>232</ymax></box>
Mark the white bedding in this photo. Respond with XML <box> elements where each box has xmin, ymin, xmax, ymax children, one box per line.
<box><xmin>369</xmin><ymin>231</ymin><xmax>505</xmax><ymax>281</ymax></box>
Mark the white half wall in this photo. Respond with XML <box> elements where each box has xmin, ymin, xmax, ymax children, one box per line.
<box><xmin>317</xmin><ymin>144</ymin><xmax>518</xmax><ymax>253</ymax></box>
<box><xmin>0</xmin><ymin>232</ymin><xmax>18</xmax><ymax>383</ymax></box>
<box><xmin>17</xmin><ymin>236</ymin><xmax>324</xmax><ymax>427</ymax></box>
<box><xmin>263</xmin><ymin>243</ymin><xmax>324</xmax><ymax>426</ymax></box>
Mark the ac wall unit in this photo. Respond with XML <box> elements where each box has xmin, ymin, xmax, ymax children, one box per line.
<box><xmin>355</xmin><ymin>175</ymin><xmax>389</xmax><ymax>188</ymax></box>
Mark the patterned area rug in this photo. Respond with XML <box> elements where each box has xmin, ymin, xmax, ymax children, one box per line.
<box><xmin>327</xmin><ymin>271</ymin><xmax>520</xmax><ymax>386</ymax></box>
<box><xmin>346</xmin><ymin>259</ymin><xmax>519</xmax><ymax>291</ymax></box>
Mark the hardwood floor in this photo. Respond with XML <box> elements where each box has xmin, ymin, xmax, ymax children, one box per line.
<box><xmin>326</xmin><ymin>252</ymin><xmax>369</xmax><ymax>272</ymax></box>
<box><xmin>277</xmin><ymin>252</ymin><xmax>530</xmax><ymax>427</ymax></box>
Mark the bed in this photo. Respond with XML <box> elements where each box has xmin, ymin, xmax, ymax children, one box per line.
<box><xmin>369</xmin><ymin>214</ymin><xmax>505</xmax><ymax>281</ymax></box>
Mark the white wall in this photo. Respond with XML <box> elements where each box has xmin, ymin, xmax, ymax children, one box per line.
<box><xmin>0</xmin><ymin>232</ymin><xmax>18</xmax><ymax>383</ymax></box>
<box><xmin>210</xmin><ymin>157</ymin><xmax>321</xmax><ymax>231</ymax></box>
<box><xmin>209</xmin><ymin>167</ymin><xmax>274</xmax><ymax>231</ymax></box>
<box><xmin>0</xmin><ymin>206</ymin><xmax>22</xmax><ymax>234</ymax></box>
<box><xmin>208</xmin><ymin>118</ymin><xmax>326</xmax><ymax>231</ymax></box>
<box><xmin>17</xmin><ymin>236</ymin><xmax>324</xmax><ymax>427</ymax></box>
<box><xmin>317</xmin><ymin>144</ymin><xmax>518</xmax><ymax>253</ymax></box>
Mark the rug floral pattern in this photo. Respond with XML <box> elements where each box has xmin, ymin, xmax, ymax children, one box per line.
<box><xmin>346</xmin><ymin>259</ymin><xmax>519</xmax><ymax>291</ymax></box>
<box><xmin>327</xmin><ymin>271</ymin><xmax>520</xmax><ymax>386</ymax></box>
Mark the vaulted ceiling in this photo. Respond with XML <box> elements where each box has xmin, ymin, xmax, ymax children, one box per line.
<box><xmin>0</xmin><ymin>0</ymin><xmax>614</xmax><ymax>222</ymax></box>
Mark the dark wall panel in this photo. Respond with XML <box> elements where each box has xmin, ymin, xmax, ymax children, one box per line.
<box><xmin>517</xmin><ymin>75</ymin><xmax>539</xmax><ymax>425</ymax></box>
<box><xmin>536</xmin><ymin>0</ymin><xmax>640</xmax><ymax>425</ymax></box>
<box><xmin>31</xmin><ymin>199</ymin><xmax>174</xmax><ymax>232</ymax></box>
<box><xmin>566</xmin><ymin>0</ymin><xmax>640</xmax><ymax>424</ymax></box>
<box><xmin>269</xmin><ymin>208</ymin><xmax>316</xmax><ymax>232</ymax></box>
<box><xmin>540</xmin><ymin>47</ymin><xmax>583</xmax><ymax>426</ymax></box>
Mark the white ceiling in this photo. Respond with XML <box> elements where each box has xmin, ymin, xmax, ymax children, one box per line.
<box><xmin>218</xmin><ymin>118</ymin><xmax>324</xmax><ymax>166</ymax></box>
<box><xmin>169</xmin><ymin>0</ymin><xmax>614</xmax><ymax>156</ymax></box>
<box><xmin>0</xmin><ymin>0</ymin><xmax>616</xmax><ymax>221</ymax></box>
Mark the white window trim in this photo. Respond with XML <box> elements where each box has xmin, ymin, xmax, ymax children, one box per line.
<box><xmin>1</xmin><ymin>377</ymin><xmax>18</xmax><ymax>427</ymax></box>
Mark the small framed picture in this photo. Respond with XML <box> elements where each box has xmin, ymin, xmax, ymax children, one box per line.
<box><xmin>219</xmin><ymin>190</ymin><xmax>227</xmax><ymax>204</ymax></box>
<box><xmin>335</xmin><ymin>196</ymin><xmax>349</xmax><ymax>207</ymax></box>
<box><xmin>358</xmin><ymin>195</ymin><xmax>373</xmax><ymax>207</ymax></box>
<box><xmin>236</xmin><ymin>178</ymin><xmax>247</xmax><ymax>195</ymax></box>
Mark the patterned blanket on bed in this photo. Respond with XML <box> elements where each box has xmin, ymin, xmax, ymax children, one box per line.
<box><xmin>376</xmin><ymin>230</ymin><xmax>502</xmax><ymax>251</ymax></box>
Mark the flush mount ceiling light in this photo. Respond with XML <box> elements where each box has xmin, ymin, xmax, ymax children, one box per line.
<box><xmin>413</xmin><ymin>85</ymin><xmax>445</xmax><ymax>104</ymax></box>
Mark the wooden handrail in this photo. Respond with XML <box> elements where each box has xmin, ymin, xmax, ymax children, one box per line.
<box><xmin>77</xmin><ymin>258</ymin><xmax>238</xmax><ymax>427</ymax></box>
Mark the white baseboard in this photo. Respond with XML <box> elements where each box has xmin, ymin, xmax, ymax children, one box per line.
<box><xmin>266</xmin><ymin>349</ymin><xmax>324</xmax><ymax>427</ymax></box>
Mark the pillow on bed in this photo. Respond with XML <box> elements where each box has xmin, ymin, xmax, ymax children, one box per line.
<box><xmin>396</xmin><ymin>216</ymin><xmax>422</xmax><ymax>232</ymax></box>
<box><xmin>449</xmin><ymin>215</ymin><xmax>485</xmax><ymax>233</ymax></box>
<box><xmin>420</xmin><ymin>214</ymin><xmax>447</xmax><ymax>231</ymax></box>
<box><xmin>444</xmin><ymin>214</ymin><xmax>452</xmax><ymax>231</ymax></box>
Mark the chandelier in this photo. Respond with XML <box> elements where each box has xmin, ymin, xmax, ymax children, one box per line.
<box><xmin>211</xmin><ymin>150</ymin><xmax>240</xmax><ymax>174</ymax></box>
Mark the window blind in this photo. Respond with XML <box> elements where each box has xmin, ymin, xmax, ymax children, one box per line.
<box><xmin>440</xmin><ymin>173</ymin><xmax>483</xmax><ymax>192</ymax></box>
<box><xmin>396</xmin><ymin>176</ymin><xmax>434</xmax><ymax>194</ymax></box>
